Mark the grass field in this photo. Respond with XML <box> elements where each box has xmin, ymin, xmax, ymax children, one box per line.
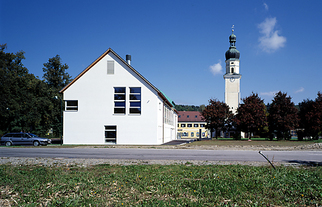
<box><xmin>1</xmin><ymin>164</ymin><xmax>321</xmax><ymax>206</ymax></box>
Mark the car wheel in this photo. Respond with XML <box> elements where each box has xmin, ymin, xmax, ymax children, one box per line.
<box><xmin>5</xmin><ymin>142</ymin><xmax>12</xmax><ymax>146</ymax></box>
<box><xmin>33</xmin><ymin>141</ymin><xmax>40</xmax><ymax>146</ymax></box>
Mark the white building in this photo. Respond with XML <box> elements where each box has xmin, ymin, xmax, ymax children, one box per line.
<box><xmin>224</xmin><ymin>27</ymin><xmax>241</xmax><ymax>114</ymax></box>
<box><xmin>60</xmin><ymin>48</ymin><xmax>177</xmax><ymax>145</ymax></box>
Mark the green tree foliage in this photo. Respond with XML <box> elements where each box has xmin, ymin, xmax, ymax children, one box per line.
<box><xmin>201</xmin><ymin>99</ymin><xmax>233</xmax><ymax>139</ymax></box>
<box><xmin>0</xmin><ymin>44</ymin><xmax>54</xmax><ymax>135</ymax></box>
<box><xmin>298</xmin><ymin>92</ymin><xmax>322</xmax><ymax>140</ymax></box>
<box><xmin>42</xmin><ymin>55</ymin><xmax>72</xmax><ymax>137</ymax></box>
<box><xmin>175</xmin><ymin>104</ymin><xmax>200</xmax><ymax>111</ymax></box>
<box><xmin>268</xmin><ymin>91</ymin><xmax>299</xmax><ymax>140</ymax></box>
<box><xmin>235</xmin><ymin>93</ymin><xmax>268</xmax><ymax>139</ymax></box>
<box><xmin>43</xmin><ymin>55</ymin><xmax>72</xmax><ymax>91</ymax></box>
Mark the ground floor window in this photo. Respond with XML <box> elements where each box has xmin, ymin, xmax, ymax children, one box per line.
<box><xmin>105</xmin><ymin>125</ymin><xmax>116</xmax><ymax>143</ymax></box>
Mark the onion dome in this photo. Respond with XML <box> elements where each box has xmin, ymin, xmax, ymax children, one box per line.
<box><xmin>225</xmin><ymin>27</ymin><xmax>240</xmax><ymax>60</ymax></box>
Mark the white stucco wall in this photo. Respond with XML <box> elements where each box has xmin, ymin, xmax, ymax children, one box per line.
<box><xmin>63</xmin><ymin>52</ymin><xmax>177</xmax><ymax>145</ymax></box>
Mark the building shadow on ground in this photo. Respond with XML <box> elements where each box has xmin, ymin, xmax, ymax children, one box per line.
<box><xmin>286</xmin><ymin>160</ymin><xmax>322</xmax><ymax>167</ymax></box>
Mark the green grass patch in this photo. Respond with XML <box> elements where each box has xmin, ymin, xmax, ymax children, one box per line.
<box><xmin>1</xmin><ymin>164</ymin><xmax>321</xmax><ymax>206</ymax></box>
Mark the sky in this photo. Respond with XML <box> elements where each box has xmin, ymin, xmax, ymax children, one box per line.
<box><xmin>1</xmin><ymin>0</ymin><xmax>321</xmax><ymax>106</ymax></box>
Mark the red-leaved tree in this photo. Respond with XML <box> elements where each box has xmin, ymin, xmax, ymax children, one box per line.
<box><xmin>201</xmin><ymin>99</ymin><xmax>233</xmax><ymax>139</ymax></box>
<box><xmin>235</xmin><ymin>93</ymin><xmax>268</xmax><ymax>139</ymax></box>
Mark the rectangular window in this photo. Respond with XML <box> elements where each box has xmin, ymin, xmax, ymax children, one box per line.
<box><xmin>194</xmin><ymin>124</ymin><xmax>199</xmax><ymax>127</ymax></box>
<box><xmin>114</xmin><ymin>87</ymin><xmax>125</xmax><ymax>114</ymax></box>
<box><xmin>200</xmin><ymin>124</ymin><xmax>205</xmax><ymax>127</ymax></box>
<box><xmin>187</xmin><ymin>124</ymin><xmax>192</xmax><ymax>127</ymax></box>
<box><xmin>66</xmin><ymin>100</ymin><xmax>78</xmax><ymax>111</ymax></box>
<box><xmin>181</xmin><ymin>124</ymin><xmax>186</xmax><ymax>127</ymax></box>
<box><xmin>129</xmin><ymin>87</ymin><xmax>141</xmax><ymax>114</ymax></box>
<box><xmin>107</xmin><ymin>61</ymin><xmax>114</xmax><ymax>74</ymax></box>
<box><xmin>191</xmin><ymin>132</ymin><xmax>194</xmax><ymax>137</ymax></box>
<box><xmin>105</xmin><ymin>125</ymin><xmax>116</xmax><ymax>143</ymax></box>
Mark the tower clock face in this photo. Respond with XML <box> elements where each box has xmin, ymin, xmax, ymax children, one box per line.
<box><xmin>230</xmin><ymin>77</ymin><xmax>235</xmax><ymax>82</ymax></box>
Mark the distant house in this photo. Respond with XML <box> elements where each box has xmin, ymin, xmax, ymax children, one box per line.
<box><xmin>177</xmin><ymin>111</ymin><xmax>209</xmax><ymax>139</ymax></box>
<box><xmin>60</xmin><ymin>48</ymin><xmax>177</xmax><ymax>145</ymax></box>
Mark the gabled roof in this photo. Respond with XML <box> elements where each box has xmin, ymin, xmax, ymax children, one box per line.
<box><xmin>60</xmin><ymin>48</ymin><xmax>175</xmax><ymax>108</ymax></box>
<box><xmin>178</xmin><ymin>111</ymin><xmax>205</xmax><ymax>122</ymax></box>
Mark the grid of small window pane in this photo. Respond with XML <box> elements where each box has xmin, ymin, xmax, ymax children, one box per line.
<box><xmin>129</xmin><ymin>87</ymin><xmax>141</xmax><ymax>114</ymax></box>
<box><xmin>114</xmin><ymin>87</ymin><xmax>125</xmax><ymax>114</ymax></box>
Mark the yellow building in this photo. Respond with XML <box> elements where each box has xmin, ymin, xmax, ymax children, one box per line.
<box><xmin>177</xmin><ymin>111</ymin><xmax>209</xmax><ymax>139</ymax></box>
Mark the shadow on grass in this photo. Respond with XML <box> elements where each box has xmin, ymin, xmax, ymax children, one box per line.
<box><xmin>286</xmin><ymin>160</ymin><xmax>322</xmax><ymax>167</ymax></box>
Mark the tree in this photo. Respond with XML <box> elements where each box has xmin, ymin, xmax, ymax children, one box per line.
<box><xmin>42</xmin><ymin>55</ymin><xmax>72</xmax><ymax>137</ymax></box>
<box><xmin>201</xmin><ymin>99</ymin><xmax>233</xmax><ymax>139</ymax></box>
<box><xmin>268</xmin><ymin>91</ymin><xmax>299</xmax><ymax>140</ymax></box>
<box><xmin>235</xmin><ymin>93</ymin><xmax>268</xmax><ymax>139</ymax></box>
<box><xmin>42</xmin><ymin>55</ymin><xmax>72</xmax><ymax>91</ymax></box>
<box><xmin>299</xmin><ymin>92</ymin><xmax>322</xmax><ymax>140</ymax></box>
<box><xmin>0</xmin><ymin>44</ymin><xmax>54</xmax><ymax>135</ymax></box>
<box><xmin>314</xmin><ymin>92</ymin><xmax>322</xmax><ymax>138</ymax></box>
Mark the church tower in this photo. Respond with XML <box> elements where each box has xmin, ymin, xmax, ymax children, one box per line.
<box><xmin>224</xmin><ymin>26</ymin><xmax>241</xmax><ymax>114</ymax></box>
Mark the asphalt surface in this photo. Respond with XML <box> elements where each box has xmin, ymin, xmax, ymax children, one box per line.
<box><xmin>0</xmin><ymin>147</ymin><xmax>321</xmax><ymax>165</ymax></box>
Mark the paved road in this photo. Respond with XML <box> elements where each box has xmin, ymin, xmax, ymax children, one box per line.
<box><xmin>0</xmin><ymin>148</ymin><xmax>321</xmax><ymax>165</ymax></box>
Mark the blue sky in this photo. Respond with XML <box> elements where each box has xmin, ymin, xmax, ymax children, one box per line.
<box><xmin>1</xmin><ymin>0</ymin><xmax>321</xmax><ymax>105</ymax></box>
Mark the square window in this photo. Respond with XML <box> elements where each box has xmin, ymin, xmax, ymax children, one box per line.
<box><xmin>66</xmin><ymin>100</ymin><xmax>78</xmax><ymax>111</ymax></box>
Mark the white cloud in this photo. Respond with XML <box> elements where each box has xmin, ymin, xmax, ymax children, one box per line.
<box><xmin>260</xmin><ymin>91</ymin><xmax>279</xmax><ymax>97</ymax></box>
<box><xmin>209</xmin><ymin>60</ymin><xmax>223</xmax><ymax>76</ymax></box>
<box><xmin>263</xmin><ymin>3</ymin><xmax>269</xmax><ymax>11</ymax></box>
<box><xmin>258</xmin><ymin>17</ymin><xmax>286</xmax><ymax>53</ymax></box>
<box><xmin>295</xmin><ymin>87</ymin><xmax>304</xmax><ymax>93</ymax></box>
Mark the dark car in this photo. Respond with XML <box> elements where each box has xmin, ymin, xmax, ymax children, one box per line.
<box><xmin>0</xmin><ymin>132</ymin><xmax>51</xmax><ymax>146</ymax></box>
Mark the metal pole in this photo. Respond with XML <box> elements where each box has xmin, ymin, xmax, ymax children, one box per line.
<box><xmin>259</xmin><ymin>151</ymin><xmax>276</xmax><ymax>169</ymax></box>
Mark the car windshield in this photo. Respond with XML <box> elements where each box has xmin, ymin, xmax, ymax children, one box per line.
<box><xmin>28</xmin><ymin>133</ymin><xmax>39</xmax><ymax>137</ymax></box>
